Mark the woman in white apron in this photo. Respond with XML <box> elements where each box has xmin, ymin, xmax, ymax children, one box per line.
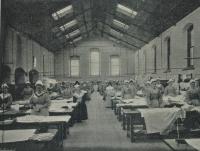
<box><xmin>0</xmin><ymin>83</ymin><xmax>12</xmax><ymax>110</ymax></box>
<box><xmin>105</xmin><ymin>82</ymin><xmax>115</xmax><ymax>108</ymax></box>
<box><xmin>146</xmin><ymin>79</ymin><xmax>163</xmax><ymax>108</ymax></box>
<box><xmin>30</xmin><ymin>80</ymin><xmax>50</xmax><ymax>116</ymax></box>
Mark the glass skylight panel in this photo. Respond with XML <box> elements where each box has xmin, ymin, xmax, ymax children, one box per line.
<box><xmin>108</xmin><ymin>36</ymin><xmax>120</xmax><ymax>43</ymax></box>
<box><xmin>60</xmin><ymin>20</ymin><xmax>77</xmax><ymax>31</ymax></box>
<box><xmin>116</xmin><ymin>4</ymin><xmax>137</xmax><ymax>18</ymax></box>
<box><xmin>71</xmin><ymin>36</ymin><xmax>82</xmax><ymax>43</ymax></box>
<box><xmin>110</xmin><ymin>28</ymin><xmax>123</xmax><ymax>37</ymax></box>
<box><xmin>65</xmin><ymin>29</ymin><xmax>80</xmax><ymax>39</ymax></box>
<box><xmin>113</xmin><ymin>19</ymin><xmax>129</xmax><ymax>30</ymax></box>
<box><xmin>52</xmin><ymin>5</ymin><xmax>73</xmax><ymax>20</ymax></box>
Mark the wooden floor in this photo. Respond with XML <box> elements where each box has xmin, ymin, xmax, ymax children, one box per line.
<box><xmin>63</xmin><ymin>91</ymin><xmax>171</xmax><ymax>151</ymax></box>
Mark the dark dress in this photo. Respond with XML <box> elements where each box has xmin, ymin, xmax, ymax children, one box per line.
<box><xmin>73</xmin><ymin>91</ymin><xmax>88</xmax><ymax>122</ymax></box>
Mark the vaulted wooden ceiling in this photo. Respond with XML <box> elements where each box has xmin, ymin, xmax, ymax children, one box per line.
<box><xmin>5</xmin><ymin>0</ymin><xmax>200</xmax><ymax>51</ymax></box>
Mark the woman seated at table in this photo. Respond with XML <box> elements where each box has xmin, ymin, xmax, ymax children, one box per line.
<box><xmin>0</xmin><ymin>83</ymin><xmax>12</xmax><ymax>110</ymax></box>
<box><xmin>129</xmin><ymin>80</ymin><xmax>137</xmax><ymax>98</ymax></box>
<box><xmin>146</xmin><ymin>79</ymin><xmax>163</xmax><ymax>108</ymax></box>
<box><xmin>30</xmin><ymin>80</ymin><xmax>50</xmax><ymax>116</ymax></box>
<box><xmin>61</xmin><ymin>82</ymin><xmax>72</xmax><ymax>99</ymax></box>
<box><xmin>21</xmin><ymin>81</ymin><xmax>33</xmax><ymax>100</ymax></box>
<box><xmin>185</xmin><ymin>79</ymin><xmax>200</xmax><ymax>106</ymax></box>
<box><xmin>122</xmin><ymin>80</ymin><xmax>133</xmax><ymax>99</ymax></box>
<box><xmin>113</xmin><ymin>82</ymin><xmax>123</xmax><ymax>104</ymax></box>
<box><xmin>73</xmin><ymin>82</ymin><xmax>88</xmax><ymax>122</ymax></box>
<box><xmin>164</xmin><ymin>79</ymin><xmax>177</xmax><ymax>97</ymax></box>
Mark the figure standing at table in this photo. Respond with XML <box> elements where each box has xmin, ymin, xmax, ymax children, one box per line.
<box><xmin>0</xmin><ymin>83</ymin><xmax>12</xmax><ymax>110</ymax></box>
<box><xmin>21</xmin><ymin>81</ymin><xmax>33</xmax><ymax>100</ymax></box>
<box><xmin>104</xmin><ymin>82</ymin><xmax>115</xmax><ymax>108</ymax></box>
<box><xmin>129</xmin><ymin>80</ymin><xmax>137</xmax><ymax>98</ymax></box>
<box><xmin>30</xmin><ymin>80</ymin><xmax>50</xmax><ymax>116</ymax></box>
<box><xmin>185</xmin><ymin>80</ymin><xmax>200</xmax><ymax>106</ymax></box>
<box><xmin>146</xmin><ymin>79</ymin><xmax>163</xmax><ymax>108</ymax></box>
<box><xmin>61</xmin><ymin>82</ymin><xmax>72</xmax><ymax>99</ymax></box>
<box><xmin>122</xmin><ymin>80</ymin><xmax>132</xmax><ymax>99</ymax></box>
<box><xmin>156</xmin><ymin>78</ymin><xmax>164</xmax><ymax>94</ymax></box>
<box><xmin>164</xmin><ymin>79</ymin><xmax>177</xmax><ymax>97</ymax></box>
<box><xmin>73</xmin><ymin>82</ymin><xmax>88</xmax><ymax>122</ymax></box>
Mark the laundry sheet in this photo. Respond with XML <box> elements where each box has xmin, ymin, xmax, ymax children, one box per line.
<box><xmin>163</xmin><ymin>95</ymin><xmax>186</xmax><ymax>105</ymax></box>
<box><xmin>0</xmin><ymin>129</ymin><xmax>36</xmax><ymax>143</ymax></box>
<box><xmin>185</xmin><ymin>139</ymin><xmax>200</xmax><ymax>151</ymax></box>
<box><xmin>16</xmin><ymin>115</ymin><xmax>71</xmax><ymax>124</ymax></box>
<box><xmin>138</xmin><ymin>108</ymin><xmax>183</xmax><ymax>135</ymax></box>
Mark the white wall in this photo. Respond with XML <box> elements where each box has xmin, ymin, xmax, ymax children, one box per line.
<box><xmin>55</xmin><ymin>37</ymin><xmax>135</xmax><ymax>81</ymax></box>
<box><xmin>135</xmin><ymin>7</ymin><xmax>200</xmax><ymax>81</ymax></box>
<box><xmin>4</xmin><ymin>27</ymin><xmax>55</xmax><ymax>82</ymax></box>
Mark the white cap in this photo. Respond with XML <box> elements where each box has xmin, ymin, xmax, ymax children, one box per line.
<box><xmin>1</xmin><ymin>83</ymin><xmax>8</xmax><ymax>89</ymax></box>
<box><xmin>150</xmin><ymin>79</ymin><xmax>157</xmax><ymax>84</ymax></box>
<box><xmin>146</xmin><ymin>81</ymin><xmax>151</xmax><ymax>85</ymax></box>
<box><xmin>74</xmin><ymin>84</ymin><xmax>80</xmax><ymax>88</ymax></box>
<box><xmin>156</xmin><ymin>77</ymin><xmax>161</xmax><ymax>81</ymax></box>
<box><xmin>190</xmin><ymin>79</ymin><xmax>195</xmax><ymax>84</ymax></box>
<box><xmin>124</xmin><ymin>80</ymin><xmax>129</xmax><ymax>83</ymax></box>
<box><xmin>167</xmin><ymin>79</ymin><xmax>174</xmax><ymax>83</ymax></box>
<box><xmin>25</xmin><ymin>81</ymin><xmax>31</xmax><ymax>85</ymax></box>
<box><xmin>35</xmin><ymin>80</ymin><xmax>43</xmax><ymax>86</ymax></box>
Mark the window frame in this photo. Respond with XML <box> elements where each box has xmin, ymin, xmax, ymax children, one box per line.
<box><xmin>89</xmin><ymin>48</ymin><xmax>101</xmax><ymax>76</ymax></box>
<box><xmin>69</xmin><ymin>56</ymin><xmax>80</xmax><ymax>77</ymax></box>
<box><xmin>187</xmin><ymin>25</ymin><xmax>194</xmax><ymax>67</ymax></box>
<box><xmin>110</xmin><ymin>55</ymin><xmax>120</xmax><ymax>76</ymax></box>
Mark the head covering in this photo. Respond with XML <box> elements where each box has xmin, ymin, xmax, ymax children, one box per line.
<box><xmin>150</xmin><ymin>79</ymin><xmax>157</xmax><ymax>84</ymax></box>
<box><xmin>74</xmin><ymin>83</ymin><xmax>80</xmax><ymax>88</ymax></box>
<box><xmin>146</xmin><ymin>81</ymin><xmax>151</xmax><ymax>85</ymax></box>
<box><xmin>129</xmin><ymin>79</ymin><xmax>135</xmax><ymax>83</ymax></box>
<box><xmin>156</xmin><ymin>77</ymin><xmax>161</xmax><ymax>81</ymax></box>
<box><xmin>190</xmin><ymin>79</ymin><xmax>195</xmax><ymax>84</ymax></box>
<box><xmin>35</xmin><ymin>80</ymin><xmax>43</xmax><ymax>86</ymax></box>
<box><xmin>25</xmin><ymin>81</ymin><xmax>31</xmax><ymax>85</ymax></box>
<box><xmin>167</xmin><ymin>79</ymin><xmax>174</xmax><ymax>83</ymax></box>
<box><xmin>124</xmin><ymin>80</ymin><xmax>129</xmax><ymax>83</ymax></box>
<box><xmin>1</xmin><ymin>83</ymin><xmax>8</xmax><ymax>89</ymax></box>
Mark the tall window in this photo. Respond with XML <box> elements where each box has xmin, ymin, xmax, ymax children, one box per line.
<box><xmin>144</xmin><ymin>51</ymin><xmax>147</xmax><ymax>74</ymax></box>
<box><xmin>90</xmin><ymin>49</ymin><xmax>100</xmax><ymax>76</ymax></box>
<box><xmin>187</xmin><ymin>25</ymin><xmax>194</xmax><ymax>67</ymax></box>
<box><xmin>153</xmin><ymin>46</ymin><xmax>157</xmax><ymax>73</ymax></box>
<box><xmin>70</xmin><ymin>56</ymin><xmax>80</xmax><ymax>77</ymax></box>
<box><xmin>166</xmin><ymin>37</ymin><xmax>171</xmax><ymax>70</ymax></box>
<box><xmin>110</xmin><ymin>55</ymin><xmax>120</xmax><ymax>76</ymax></box>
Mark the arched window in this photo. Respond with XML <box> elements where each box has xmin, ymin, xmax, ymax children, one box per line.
<box><xmin>152</xmin><ymin>46</ymin><xmax>157</xmax><ymax>73</ymax></box>
<box><xmin>165</xmin><ymin>37</ymin><xmax>171</xmax><ymax>70</ymax></box>
<box><xmin>186</xmin><ymin>24</ymin><xmax>194</xmax><ymax>67</ymax></box>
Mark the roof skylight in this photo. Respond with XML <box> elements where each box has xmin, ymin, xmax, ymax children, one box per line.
<box><xmin>116</xmin><ymin>4</ymin><xmax>137</xmax><ymax>18</ymax></box>
<box><xmin>60</xmin><ymin>20</ymin><xmax>77</xmax><ymax>31</ymax></box>
<box><xmin>65</xmin><ymin>29</ymin><xmax>81</xmax><ymax>39</ymax></box>
<box><xmin>113</xmin><ymin>19</ymin><xmax>129</xmax><ymax>30</ymax></box>
<box><xmin>52</xmin><ymin>5</ymin><xmax>73</xmax><ymax>20</ymax></box>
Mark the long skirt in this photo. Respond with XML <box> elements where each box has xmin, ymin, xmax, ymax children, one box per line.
<box><xmin>76</xmin><ymin>102</ymin><xmax>88</xmax><ymax>122</ymax></box>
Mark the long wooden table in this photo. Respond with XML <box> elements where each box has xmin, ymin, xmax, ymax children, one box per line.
<box><xmin>15</xmin><ymin>115</ymin><xmax>71</xmax><ymax>146</ymax></box>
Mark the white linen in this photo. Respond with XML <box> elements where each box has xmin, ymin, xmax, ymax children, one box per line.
<box><xmin>138</xmin><ymin>108</ymin><xmax>183</xmax><ymax>134</ymax></box>
<box><xmin>0</xmin><ymin>129</ymin><xmax>36</xmax><ymax>143</ymax></box>
<box><xmin>186</xmin><ymin>139</ymin><xmax>200</xmax><ymax>151</ymax></box>
<box><xmin>16</xmin><ymin>115</ymin><xmax>71</xmax><ymax>123</ymax></box>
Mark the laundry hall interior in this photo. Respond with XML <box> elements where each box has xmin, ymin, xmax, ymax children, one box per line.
<box><xmin>0</xmin><ymin>0</ymin><xmax>200</xmax><ymax>151</ymax></box>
